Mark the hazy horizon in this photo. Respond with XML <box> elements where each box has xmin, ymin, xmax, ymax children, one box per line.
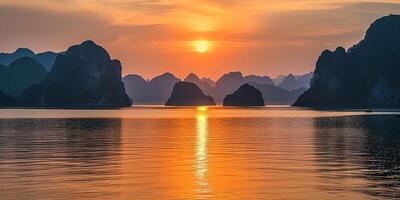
<box><xmin>0</xmin><ymin>43</ymin><xmax>312</xmax><ymax>81</ymax></box>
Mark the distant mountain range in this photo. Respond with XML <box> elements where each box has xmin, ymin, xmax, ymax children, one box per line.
<box><xmin>273</xmin><ymin>72</ymin><xmax>313</xmax><ymax>91</ymax></box>
<box><xmin>123</xmin><ymin>72</ymin><xmax>180</xmax><ymax>104</ymax></box>
<box><xmin>0</xmin><ymin>42</ymin><xmax>312</xmax><ymax>107</ymax></box>
<box><xmin>123</xmin><ymin>71</ymin><xmax>310</xmax><ymax>105</ymax></box>
<box><xmin>0</xmin><ymin>48</ymin><xmax>58</xmax><ymax>71</ymax></box>
<box><xmin>0</xmin><ymin>57</ymin><xmax>48</xmax><ymax>97</ymax></box>
<box><xmin>295</xmin><ymin>14</ymin><xmax>400</xmax><ymax>108</ymax></box>
<box><xmin>0</xmin><ymin>40</ymin><xmax>131</xmax><ymax>108</ymax></box>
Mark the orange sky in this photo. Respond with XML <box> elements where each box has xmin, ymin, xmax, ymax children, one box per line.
<box><xmin>0</xmin><ymin>0</ymin><xmax>399</xmax><ymax>79</ymax></box>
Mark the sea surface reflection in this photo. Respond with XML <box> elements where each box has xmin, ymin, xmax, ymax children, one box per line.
<box><xmin>0</xmin><ymin>107</ymin><xmax>399</xmax><ymax>199</ymax></box>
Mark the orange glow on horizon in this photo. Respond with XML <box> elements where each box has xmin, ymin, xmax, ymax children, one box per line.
<box><xmin>1</xmin><ymin>0</ymin><xmax>399</xmax><ymax>79</ymax></box>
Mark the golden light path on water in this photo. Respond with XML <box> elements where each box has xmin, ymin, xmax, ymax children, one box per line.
<box><xmin>195</xmin><ymin>106</ymin><xmax>210</xmax><ymax>195</ymax></box>
<box><xmin>1</xmin><ymin>107</ymin><xmax>400</xmax><ymax>199</ymax></box>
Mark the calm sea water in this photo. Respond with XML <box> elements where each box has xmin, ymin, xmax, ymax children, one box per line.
<box><xmin>0</xmin><ymin>106</ymin><xmax>399</xmax><ymax>200</ymax></box>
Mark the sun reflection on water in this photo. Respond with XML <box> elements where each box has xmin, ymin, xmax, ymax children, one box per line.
<box><xmin>195</xmin><ymin>107</ymin><xmax>210</xmax><ymax>195</ymax></box>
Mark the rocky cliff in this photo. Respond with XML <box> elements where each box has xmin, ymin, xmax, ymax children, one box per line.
<box><xmin>23</xmin><ymin>40</ymin><xmax>131</xmax><ymax>108</ymax></box>
<box><xmin>0</xmin><ymin>90</ymin><xmax>20</xmax><ymax>107</ymax></box>
<box><xmin>165</xmin><ymin>81</ymin><xmax>216</xmax><ymax>106</ymax></box>
<box><xmin>0</xmin><ymin>57</ymin><xmax>48</xmax><ymax>97</ymax></box>
<box><xmin>294</xmin><ymin>15</ymin><xmax>400</xmax><ymax>108</ymax></box>
<box><xmin>223</xmin><ymin>84</ymin><xmax>265</xmax><ymax>106</ymax></box>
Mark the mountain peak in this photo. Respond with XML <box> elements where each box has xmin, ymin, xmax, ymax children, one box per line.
<box><xmin>23</xmin><ymin>41</ymin><xmax>131</xmax><ymax>107</ymax></box>
<box><xmin>223</xmin><ymin>83</ymin><xmax>265</xmax><ymax>106</ymax></box>
<box><xmin>123</xmin><ymin>74</ymin><xmax>146</xmax><ymax>83</ymax></box>
<box><xmin>226</xmin><ymin>71</ymin><xmax>243</xmax><ymax>77</ymax></box>
<box><xmin>366</xmin><ymin>14</ymin><xmax>400</xmax><ymax>40</ymax></box>
<box><xmin>287</xmin><ymin>73</ymin><xmax>295</xmax><ymax>79</ymax></box>
<box><xmin>14</xmin><ymin>48</ymin><xmax>35</xmax><ymax>56</ymax></box>
<box><xmin>153</xmin><ymin>72</ymin><xmax>179</xmax><ymax>81</ymax></box>
<box><xmin>295</xmin><ymin>14</ymin><xmax>400</xmax><ymax>107</ymax></box>
<box><xmin>64</xmin><ymin>40</ymin><xmax>111</xmax><ymax>63</ymax></box>
<box><xmin>184</xmin><ymin>73</ymin><xmax>201</xmax><ymax>82</ymax></box>
<box><xmin>81</xmin><ymin>40</ymin><xmax>97</xmax><ymax>46</ymax></box>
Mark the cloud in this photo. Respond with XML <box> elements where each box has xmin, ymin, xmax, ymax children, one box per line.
<box><xmin>0</xmin><ymin>5</ymin><xmax>118</xmax><ymax>52</ymax></box>
<box><xmin>0</xmin><ymin>1</ymin><xmax>399</xmax><ymax>78</ymax></box>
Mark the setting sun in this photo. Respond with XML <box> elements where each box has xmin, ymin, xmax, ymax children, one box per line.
<box><xmin>194</xmin><ymin>41</ymin><xmax>209</xmax><ymax>53</ymax></box>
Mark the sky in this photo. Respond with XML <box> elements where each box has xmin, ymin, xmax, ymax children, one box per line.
<box><xmin>0</xmin><ymin>0</ymin><xmax>399</xmax><ymax>79</ymax></box>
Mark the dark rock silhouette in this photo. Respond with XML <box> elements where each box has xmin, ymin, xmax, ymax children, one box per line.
<box><xmin>0</xmin><ymin>57</ymin><xmax>48</xmax><ymax>97</ymax></box>
<box><xmin>33</xmin><ymin>51</ymin><xmax>58</xmax><ymax>71</ymax></box>
<box><xmin>223</xmin><ymin>84</ymin><xmax>265</xmax><ymax>106</ymax></box>
<box><xmin>0</xmin><ymin>63</ymin><xmax>6</xmax><ymax>71</ymax></box>
<box><xmin>0</xmin><ymin>48</ymin><xmax>35</xmax><ymax>65</ymax></box>
<box><xmin>0</xmin><ymin>48</ymin><xmax>58</xmax><ymax>71</ymax></box>
<box><xmin>165</xmin><ymin>81</ymin><xmax>216</xmax><ymax>106</ymax></box>
<box><xmin>294</xmin><ymin>15</ymin><xmax>400</xmax><ymax>108</ymax></box>
<box><xmin>23</xmin><ymin>40</ymin><xmax>131</xmax><ymax>108</ymax></box>
<box><xmin>0</xmin><ymin>90</ymin><xmax>20</xmax><ymax>107</ymax></box>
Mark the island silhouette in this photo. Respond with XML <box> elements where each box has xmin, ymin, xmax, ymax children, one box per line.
<box><xmin>223</xmin><ymin>84</ymin><xmax>265</xmax><ymax>106</ymax></box>
<box><xmin>294</xmin><ymin>14</ymin><xmax>400</xmax><ymax>108</ymax></box>
<box><xmin>165</xmin><ymin>81</ymin><xmax>216</xmax><ymax>106</ymax></box>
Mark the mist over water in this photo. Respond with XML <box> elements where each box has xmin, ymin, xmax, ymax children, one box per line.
<box><xmin>0</xmin><ymin>107</ymin><xmax>399</xmax><ymax>199</ymax></box>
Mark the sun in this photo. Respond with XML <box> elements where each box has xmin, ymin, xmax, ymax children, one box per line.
<box><xmin>194</xmin><ymin>40</ymin><xmax>209</xmax><ymax>53</ymax></box>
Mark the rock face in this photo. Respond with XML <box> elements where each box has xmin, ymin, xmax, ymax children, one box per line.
<box><xmin>294</xmin><ymin>15</ymin><xmax>400</xmax><ymax>108</ymax></box>
<box><xmin>0</xmin><ymin>48</ymin><xmax>57</xmax><ymax>70</ymax></box>
<box><xmin>0</xmin><ymin>48</ymin><xmax>35</xmax><ymax>65</ymax></box>
<box><xmin>0</xmin><ymin>90</ymin><xmax>20</xmax><ymax>107</ymax></box>
<box><xmin>0</xmin><ymin>63</ymin><xmax>6</xmax><ymax>71</ymax></box>
<box><xmin>223</xmin><ymin>84</ymin><xmax>265</xmax><ymax>106</ymax></box>
<box><xmin>165</xmin><ymin>81</ymin><xmax>216</xmax><ymax>106</ymax></box>
<box><xmin>23</xmin><ymin>40</ymin><xmax>132</xmax><ymax>108</ymax></box>
<box><xmin>33</xmin><ymin>51</ymin><xmax>58</xmax><ymax>71</ymax></box>
<box><xmin>0</xmin><ymin>57</ymin><xmax>48</xmax><ymax>97</ymax></box>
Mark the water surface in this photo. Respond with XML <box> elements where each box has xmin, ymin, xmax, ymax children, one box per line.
<box><xmin>0</xmin><ymin>107</ymin><xmax>399</xmax><ymax>199</ymax></box>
